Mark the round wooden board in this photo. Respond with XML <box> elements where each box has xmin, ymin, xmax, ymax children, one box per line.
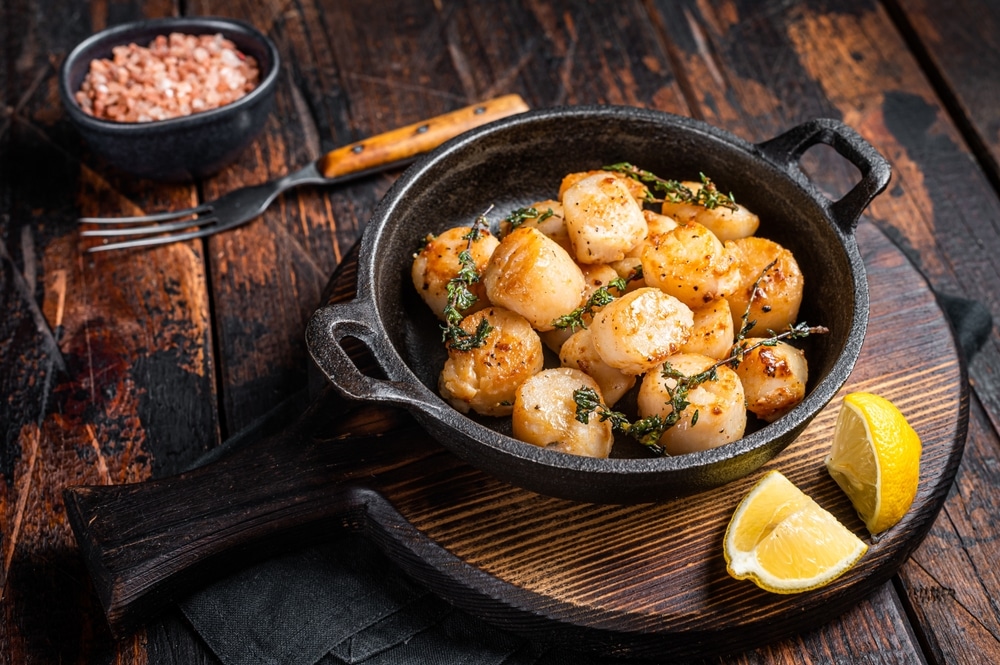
<box><xmin>323</xmin><ymin>219</ymin><xmax>968</xmax><ymax>659</ymax></box>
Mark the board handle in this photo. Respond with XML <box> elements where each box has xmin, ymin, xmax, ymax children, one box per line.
<box><xmin>63</xmin><ymin>396</ymin><xmax>427</xmax><ymax>636</ymax></box>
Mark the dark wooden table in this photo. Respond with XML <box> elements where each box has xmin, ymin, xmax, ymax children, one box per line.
<box><xmin>4</xmin><ymin>1</ymin><xmax>1000</xmax><ymax>662</ymax></box>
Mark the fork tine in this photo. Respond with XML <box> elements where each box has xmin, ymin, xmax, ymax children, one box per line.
<box><xmin>80</xmin><ymin>217</ymin><xmax>218</xmax><ymax>238</ymax></box>
<box><xmin>78</xmin><ymin>204</ymin><xmax>212</xmax><ymax>224</ymax></box>
<box><xmin>85</xmin><ymin>223</ymin><xmax>223</xmax><ymax>253</ymax></box>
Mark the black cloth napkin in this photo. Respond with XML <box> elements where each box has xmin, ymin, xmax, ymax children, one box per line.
<box><xmin>177</xmin><ymin>294</ymin><xmax>991</xmax><ymax>665</ymax></box>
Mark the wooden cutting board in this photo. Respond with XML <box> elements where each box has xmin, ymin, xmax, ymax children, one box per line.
<box><xmin>64</xmin><ymin>220</ymin><xmax>967</xmax><ymax>660</ymax></box>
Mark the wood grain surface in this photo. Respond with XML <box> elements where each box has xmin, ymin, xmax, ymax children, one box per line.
<box><xmin>4</xmin><ymin>0</ymin><xmax>1000</xmax><ymax>663</ymax></box>
<box><xmin>63</xmin><ymin>218</ymin><xmax>965</xmax><ymax>660</ymax></box>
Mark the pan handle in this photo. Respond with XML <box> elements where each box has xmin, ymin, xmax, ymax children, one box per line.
<box><xmin>306</xmin><ymin>300</ymin><xmax>450</xmax><ymax>419</ymax></box>
<box><xmin>756</xmin><ymin>118</ymin><xmax>891</xmax><ymax>233</ymax></box>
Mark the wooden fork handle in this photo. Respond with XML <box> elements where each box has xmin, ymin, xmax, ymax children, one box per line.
<box><xmin>317</xmin><ymin>94</ymin><xmax>529</xmax><ymax>179</ymax></box>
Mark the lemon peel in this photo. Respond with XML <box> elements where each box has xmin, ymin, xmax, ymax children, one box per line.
<box><xmin>724</xmin><ymin>470</ymin><xmax>868</xmax><ymax>593</ymax></box>
<box><xmin>825</xmin><ymin>392</ymin><xmax>921</xmax><ymax>536</ymax></box>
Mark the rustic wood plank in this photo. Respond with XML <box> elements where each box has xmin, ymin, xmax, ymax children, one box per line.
<box><xmin>883</xmin><ymin>0</ymin><xmax>1000</xmax><ymax>432</ymax></box>
<box><xmin>899</xmin><ymin>402</ymin><xmax>1000</xmax><ymax>662</ymax></box>
<box><xmin>185</xmin><ymin>0</ymin><xmax>423</xmax><ymax>436</ymax></box>
<box><xmin>0</xmin><ymin>1</ymin><xmax>220</xmax><ymax>663</ymax></box>
<box><xmin>6</xmin><ymin>0</ymin><xmax>999</xmax><ymax>663</ymax></box>
<box><xmin>648</xmin><ymin>0</ymin><xmax>1000</xmax><ymax>661</ymax></box>
<box><xmin>887</xmin><ymin>0</ymin><xmax>1000</xmax><ymax>183</ymax></box>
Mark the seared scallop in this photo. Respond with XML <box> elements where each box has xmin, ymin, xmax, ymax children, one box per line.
<box><xmin>660</xmin><ymin>180</ymin><xmax>760</xmax><ymax>242</ymax></box>
<box><xmin>725</xmin><ymin>236</ymin><xmax>804</xmax><ymax>336</ymax></box>
<box><xmin>483</xmin><ymin>226</ymin><xmax>586</xmax><ymax>332</ymax></box>
<box><xmin>734</xmin><ymin>339</ymin><xmax>808</xmax><ymax>422</ymax></box>
<box><xmin>438</xmin><ymin>307</ymin><xmax>544</xmax><ymax>417</ymax></box>
<box><xmin>559</xmin><ymin>327</ymin><xmax>636</xmax><ymax>407</ymax></box>
<box><xmin>637</xmin><ymin>353</ymin><xmax>746</xmax><ymax>455</ymax></box>
<box><xmin>680</xmin><ymin>297</ymin><xmax>735</xmax><ymax>360</ymax></box>
<box><xmin>562</xmin><ymin>172</ymin><xmax>648</xmax><ymax>264</ymax></box>
<box><xmin>411</xmin><ymin>225</ymin><xmax>499</xmax><ymax>321</ymax></box>
<box><xmin>589</xmin><ymin>287</ymin><xmax>694</xmax><ymax>375</ymax></box>
<box><xmin>641</xmin><ymin>221</ymin><xmax>741</xmax><ymax>310</ymax></box>
<box><xmin>512</xmin><ymin>368</ymin><xmax>615</xmax><ymax>458</ymax></box>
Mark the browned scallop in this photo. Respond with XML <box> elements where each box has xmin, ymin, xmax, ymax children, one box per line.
<box><xmin>562</xmin><ymin>173</ymin><xmax>648</xmax><ymax>264</ymax></box>
<box><xmin>637</xmin><ymin>353</ymin><xmax>747</xmax><ymax>455</ymax></box>
<box><xmin>590</xmin><ymin>287</ymin><xmax>694</xmax><ymax>375</ymax></box>
<box><xmin>483</xmin><ymin>226</ymin><xmax>586</xmax><ymax>332</ymax></box>
<box><xmin>438</xmin><ymin>307</ymin><xmax>544</xmax><ymax>417</ymax></box>
<box><xmin>660</xmin><ymin>180</ymin><xmax>760</xmax><ymax>241</ymax></box>
<box><xmin>559</xmin><ymin>327</ymin><xmax>636</xmax><ymax>406</ymax></box>
<box><xmin>558</xmin><ymin>169</ymin><xmax>650</xmax><ymax>203</ymax></box>
<box><xmin>411</xmin><ymin>226</ymin><xmax>499</xmax><ymax>321</ymax></box>
<box><xmin>641</xmin><ymin>221</ymin><xmax>741</xmax><ymax>310</ymax></box>
<box><xmin>608</xmin><ymin>210</ymin><xmax>680</xmax><ymax>291</ymax></box>
<box><xmin>512</xmin><ymin>368</ymin><xmax>614</xmax><ymax>458</ymax></box>
<box><xmin>680</xmin><ymin>297</ymin><xmax>735</xmax><ymax>360</ymax></box>
<box><xmin>725</xmin><ymin>236</ymin><xmax>804</xmax><ymax>336</ymax></box>
<box><xmin>734</xmin><ymin>339</ymin><xmax>808</xmax><ymax>422</ymax></box>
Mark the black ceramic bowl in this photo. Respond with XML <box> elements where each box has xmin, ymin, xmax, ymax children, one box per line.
<box><xmin>307</xmin><ymin>106</ymin><xmax>890</xmax><ymax>504</ymax></box>
<box><xmin>59</xmin><ymin>17</ymin><xmax>280</xmax><ymax>181</ymax></box>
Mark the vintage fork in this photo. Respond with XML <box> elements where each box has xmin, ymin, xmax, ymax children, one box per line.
<box><xmin>79</xmin><ymin>94</ymin><xmax>529</xmax><ymax>252</ymax></box>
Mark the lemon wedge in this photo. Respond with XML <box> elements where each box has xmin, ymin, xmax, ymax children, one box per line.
<box><xmin>824</xmin><ymin>392</ymin><xmax>921</xmax><ymax>536</ymax></box>
<box><xmin>724</xmin><ymin>470</ymin><xmax>868</xmax><ymax>593</ymax></box>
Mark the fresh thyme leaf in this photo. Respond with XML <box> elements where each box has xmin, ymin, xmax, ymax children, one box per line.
<box><xmin>625</xmin><ymin>416</ymin><xmax>668</xmax><ymax>455</ymax></box>
<box><xmin>445</xmin><ymin>317</ymin><xmax>494</xmax><ymax>352</ymax></box>
<box><xmin>736</xmin><ymin>259</ymin><xmax>778</xmax><ymax>342</ymax></box>
<box><xmin>573</xmin><ymin>387</ymin><xmax>667</xmax><ymax>456</ymax></box>
<box><xmin>552</xmin><ymin>278</ymin><xmax>628</xmax><ymax>331</ymax></box>
<box><xmin>694</xmin><ymin>172</ymin><xmax>738</xmax><ymax>211</ymax></box>
<box><xmin>508</xmin><ymin>206</ymin><xmax>555</xmax><ymax>226</ymax></box>
<box><xmin>463</xmin><ymin>225</ymin><xmax>485</xmax><ymax>242</ymax></box>
<box><xmin>440</xmin><ymin>209</ymin><xmax>493</xmax><ymax>350</ymax></box>
<box><xmin>603</xmin><ymin>162</ymin><xmax>739</xmax><ymax>211</ymax></box>
<box><xmin>442</xmin><ymin>249</ymin><xmax>481</xmax><ymax>327</ymax></box>
<box><xmin>500</xmin><ymin>206</ymin><xmax>555</xmax><ymax>237</ymax></box>
<box><xmin>414</xmin><ymin>233</ymin><xmax>436</xmax><ymax>256</ymax></box>
<box><xmin>573</xmin><ymin>387</ymin><xmax>605</xmax><ymax>425</ymax></box>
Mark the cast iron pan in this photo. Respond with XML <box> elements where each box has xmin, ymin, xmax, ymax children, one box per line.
<box><xmin>65</xmin><ymin>107</ymin><xmax>892</xmax><ymax>637</ymax></box>
<box><xmin>306</xmin><ymin>106</ymin><xmax>890</xmax><ymax>503</ymax></box>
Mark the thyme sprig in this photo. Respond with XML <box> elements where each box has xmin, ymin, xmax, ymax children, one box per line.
<box><xmin>603</xmin><ymin>162</ymin><xmax>739</xmax><ymax>211</ymax></box>
<box><xmin>573</xmin><ymin>387</ymin><xmax>667</xmax><ymax>455</ymax></box>
<box><xmin>735</xmin><ymin>259</ymin><xmax>777</xmax><ymax>342</ymax></box>
<box><xmin>572</xmin><ymin>262</ymin><xmax>828</xmax><ymax>456</ymax></box>
<box><xmin>441</xmin><ymin>207</ymin><xmax>494</xmax><ymax>351</ymax></box>
<box><xmin>500</xmin><ymin>205</ymin><xmax>554</xmax><ymax>237</ymax></box>
<box><xmin>551</xmin><ymin>277</ymin><xmax>629</xmax><ymax>331</ymax></box>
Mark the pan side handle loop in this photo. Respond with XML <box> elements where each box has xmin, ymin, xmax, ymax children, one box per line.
<box><xmin>307</xmin><ymin>300</ymin><xmax>447</xmax><ymax>418</ymax></box>
<box><xmin>756</xmin><ymin>118</ymin><xmax>891</xmax><ymax>233</ymax></box>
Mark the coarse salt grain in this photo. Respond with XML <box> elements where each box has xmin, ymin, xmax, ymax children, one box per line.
<box><xmin>75</xmin><ymin>32</ymin><xmax>261</xmax><ymax>122</ymax></box>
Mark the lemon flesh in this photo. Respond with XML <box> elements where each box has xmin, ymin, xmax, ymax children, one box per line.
<box><xmin>825</xmin><ymin>392</ymin><xmax>921</xmax><ymax>536</ymax></box>
<box><xmin>724</xmin><ymin>470</ymin><xmax>868</xmax><ymax>593</ymax></box>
